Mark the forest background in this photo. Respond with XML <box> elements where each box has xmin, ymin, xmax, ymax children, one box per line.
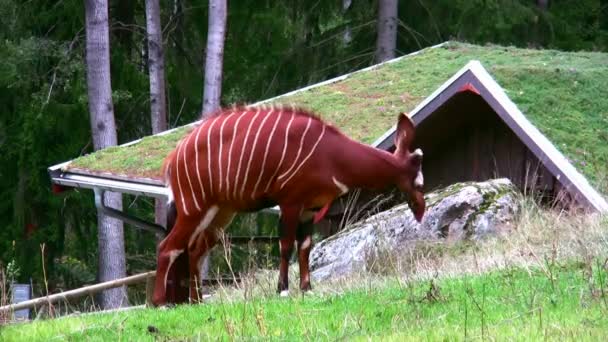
<box><xmin>0</xmin><ymin>0</ymin><xmax>606</xmax><ymax>304</ymax></box>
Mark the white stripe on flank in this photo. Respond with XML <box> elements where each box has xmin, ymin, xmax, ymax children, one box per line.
<box><xmin>194</xmin><ymin>121</ymin><xmax>211</xmax><ymax>202</ymax></box>
<box><xmin>225</xmin><ymin>111</ymin><xmax>249</xmax><ymax>200</ymax></box>
<box><xmin>280</xmin><ymin>124</ymin><xmax>326</xmax><ymax>189</ymax></box>
<box><xmin>188</xmin><ymin>205</ymin><xmax>220</xmax><ymax>247</ymax></box>
<box><xmin>206</xmin><ymin>115</ymin><xmax>222</xmax><ymax>197</ymax></box>
<box><xmin>278</xmin><ymin>116</ymin><xmax>312</xmax><ymax>180</ymax></box>
<box><xmin>264</xmin><ymin>110</ymin><xmax>295</xmax><ymax>192</ymax></box>
<box><xmin>182</xmin><ymin>130</ymin><xmax>201</xmax><ymax>212</ymax></box>
<box><xmin>251</xmin><ymin>109</ymin><xmax>283</xmax><ymax>198</ymax></box>
<box><xmin>233</xmin><ymin>108</ymin><xmax>262</xmax><ymax>199</ymax></box>
<box><xmin>174</xmin><ymin>139</ymin><xmax>189</xmax><ymax>215</ymax></box>
<box><xmin>218</xmin><ymin>111</ymin><xmax>237</xmax><ymax>194</ymax></box>
<box><xmin>240</xmin><ymin>108</ymin><xmax>274</xmax><ymax>199</ymax></box>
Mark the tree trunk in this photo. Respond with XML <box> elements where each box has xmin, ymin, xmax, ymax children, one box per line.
<box><xmin>534</xmin><ymin>0</ymin><xmax>549</xmax><ymax>47</ymax></box>
<box><xmin>202</xmin><ymin>0</ymin><xmax>227</xmax><ymax>116</ymax></box>
<box><xmin>342</xmin><ymin>0</ymin><xmax>352</xmax><ymax>44</ymax></box>
<box><xmin>84</xmin><ymin>0</ymin><xmax>127</xmax><ymax>309</ymax></box>
<box><xmin>197</xmin><ymin>0</ymin><xmax>228</xmax><ymax>285</ymax></box>
<box><xmin>146</xmin><ymin>0</ymin><xmax>168</xmax><ymax>135</ymax></box>
<box><xmin>375</xmin><ymin>0</ymin><xmax>398</xmax><ymax>63</ymax></box>
<box><xmin>145</xmin><ymin>0</ymin><xmax>169</xmax><ymax>228</ymax></box>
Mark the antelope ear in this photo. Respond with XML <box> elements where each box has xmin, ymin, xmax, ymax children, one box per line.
<box><xmin>394</xmin><ymin>112</ymin><xmax>415</xmax><ymax>151</ymax></box>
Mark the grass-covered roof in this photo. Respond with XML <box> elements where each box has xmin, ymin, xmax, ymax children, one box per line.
<box><xmin>65</xmin><ymin>41</ymin><xmax>608</xmax><ymax>191</ymax></box>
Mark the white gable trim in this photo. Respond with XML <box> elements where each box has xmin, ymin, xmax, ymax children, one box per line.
<box><xmin>372</xmin><ymin>58</ymin><xmax>473</xmax><ymax>148</ymax></box>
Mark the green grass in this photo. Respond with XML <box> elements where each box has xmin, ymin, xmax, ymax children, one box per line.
<box><xmin>65</xmin><ymin>41</ymin><xmax>608</xmax><ymax>190</ymax></box>
<box><xmin>2</xmin><ymin>261</ymin><xmax>608</xmax><ymax>341</ymax></box>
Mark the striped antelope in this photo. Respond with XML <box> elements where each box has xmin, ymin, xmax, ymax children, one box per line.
<box><xmin>152</xmin><ymin>105</ymin><xmax>426</xmax><ymax>305</ymax></box>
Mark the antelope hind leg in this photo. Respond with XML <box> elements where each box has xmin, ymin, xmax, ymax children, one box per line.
<box><xmin>296</xmin><ymin>220</ymin><xmax>314</xmax><ymax>292</ymax></box>
<box><xmin>277</xmin><ymin>205</ymin><xmax>301</xmax><ymax>296</ymax></box>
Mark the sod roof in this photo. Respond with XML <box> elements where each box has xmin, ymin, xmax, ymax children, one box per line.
<box><xmin>63</xmin><ymin>41</ymin><xmax>608</xmax><ymax>192</ymax></box>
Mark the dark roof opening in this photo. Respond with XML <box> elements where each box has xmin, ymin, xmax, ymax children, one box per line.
<box><xmin>413</xmin><ymin>90</ymin><xmax>559</xmax><ymax>205</ymax></box>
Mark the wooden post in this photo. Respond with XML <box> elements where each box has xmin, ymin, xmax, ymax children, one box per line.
<box><xmin>145</xmin><ymin>274</ymin><xmax>156</xmax><ymax>307</ymax></box>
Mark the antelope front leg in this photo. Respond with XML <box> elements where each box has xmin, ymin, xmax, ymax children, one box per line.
<box><xmin>296</xmin><ymin>221</ymin><xmax>314</xmax><ymax>292</ymax></box>
<box><xmin>277</xmin><ymin>205</ymin><xmax>300</xmax><ymax>296</ymax></box>
<box><xmin>186</xmin><ymin>206</ymin><xmax>234</xmax><ymax>303</ymax></box>
<box><xmin>187</xmin><ymin>229</ymin><xmax>219</xmax><ymax>303</ymax></box>
<box><xmin>153</xmin><ymin>215</ymin><xmax>198</xmax><ymax>306</ymax></box>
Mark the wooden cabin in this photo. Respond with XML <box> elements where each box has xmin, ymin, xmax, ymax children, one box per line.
<box><xmin>375</xmin><ymin>61</ymin><xmax>606</xmax><ymax>212</ymax></box>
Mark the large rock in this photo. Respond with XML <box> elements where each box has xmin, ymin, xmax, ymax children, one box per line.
<box><xmin>309</xmin><ymin>178</ymin><xmax>520</xmax><ymax>281</ymax></box>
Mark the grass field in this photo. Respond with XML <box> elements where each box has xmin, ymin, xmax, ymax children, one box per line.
<box><xmin>1</xmin><ymin>262</ymin><xmax>607</xmax><ymax>341</ymax></box>
<box><xmin>2</xmin><ymin>203</ymin><xmax>607</xmax><ymax>341</ymax></box>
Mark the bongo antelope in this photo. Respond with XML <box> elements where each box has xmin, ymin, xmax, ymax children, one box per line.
<box><xmin>152</xmin><ymin>105</ymin><xmax>425</xmax><ymax>305</ymax></box>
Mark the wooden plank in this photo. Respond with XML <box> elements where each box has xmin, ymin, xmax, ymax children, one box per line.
<box><xmin>226</xmin><ymin>236</ymin><xmax>279</xmax><ymax>244</ymax></box>
<box><xmin>492</xmin><ymin>116</ymin><xmax>512</xmax><ymax>180</ymax></box>
<box><xmin>469</xmin><ymin>124</ymin><xmax>481</xmax><ymax>181</ymax></box>
<box><xmin>478</xmin><ymin>121</ymin><xmax>496</xmax><ymax>181</ymax></box>
<box><xmin>200</xmin><ymin>277</ymin><xmax>242</xmax><ymax>285</ymax></box>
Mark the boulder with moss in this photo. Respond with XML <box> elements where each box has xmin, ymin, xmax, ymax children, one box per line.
<box><xmin>309</xmin><ymin>178</ymin><xmax>521</xmax><ymax>281</ymax></box>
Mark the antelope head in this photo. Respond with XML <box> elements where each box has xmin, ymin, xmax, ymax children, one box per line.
<box><xmin>393</xmin><ymin>112</ymin><xmax>425</xmax><ymax>222</ymax></box>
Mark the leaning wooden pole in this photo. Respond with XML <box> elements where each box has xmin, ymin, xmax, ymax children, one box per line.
<box><xmin>0</xmin><ymin>271</ymin><xmax>155</xmax><ymax>314</ymax></box>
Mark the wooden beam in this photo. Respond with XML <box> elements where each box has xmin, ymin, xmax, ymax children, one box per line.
<box><xmin>0</xmin><ymin>271</ymin><xmax>155</xmax><ymax>314</ymax></box>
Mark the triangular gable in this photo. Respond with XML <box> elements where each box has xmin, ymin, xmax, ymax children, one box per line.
<box><xmin>373</xmin><ymin>60</ymin><xmax>608</xmax><ymax>213</ymax></box>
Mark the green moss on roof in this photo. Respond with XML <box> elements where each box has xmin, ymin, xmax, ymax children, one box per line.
<box><xmin>67</xmin><ymin>126</ymin><xmax>192</xmax><ymax>182</ymax></box>
<box><xmin>66</xmin><ymin>41</ymin><xmax>608</xmax><ymax>189</ymax></box>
